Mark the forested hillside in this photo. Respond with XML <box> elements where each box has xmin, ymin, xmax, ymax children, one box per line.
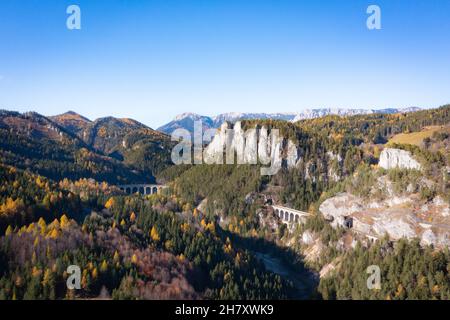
<box><xmin>51</xmin><ymin>111</ymin><xmax>174</xmax><ymax>177</ymax></box>
<box><xmin>0</xmin><ymin>164</ymin><xmax>293</xmax><ymax>299</ymax></box>
<box><xmin>1</xmin><ymin>105</ymin><xmax>449</xmax><ymax>300</ymax></box>
<box><xmin>0</xmin><ymin>110</ymin><xmax>176</xmax><ymax>183</ymax></box>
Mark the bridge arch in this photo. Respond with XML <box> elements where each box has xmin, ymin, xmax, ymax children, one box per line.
<box><xmin>272</xmin><ymin>205</ymin><xmax>310</xmax><ymax>225</ymax></box>
<box><xmin>117</xmin><ymin>184</ymin><xmax>167</xmax><ymax>196</ymax></box>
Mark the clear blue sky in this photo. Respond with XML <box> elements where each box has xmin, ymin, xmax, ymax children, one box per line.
<box><xmin>1</xmin><ymin>0</ymin><xmax>450</xmax><ymax>128</ymax></box>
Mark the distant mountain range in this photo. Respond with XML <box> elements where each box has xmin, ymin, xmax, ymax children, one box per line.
<box><xmin>157</xmin><ymin>107</ymin><xmax>422</xmax><ymax>134</ymax></box>
<box><xmin>0</xmin><ymin>107</ymin><xmax>423</xmax><ymax>183</ymax></box>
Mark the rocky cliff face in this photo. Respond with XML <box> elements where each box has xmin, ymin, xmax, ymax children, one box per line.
<box><xmin>203</xmin><ymin>121</ymin><xmax>300</xmax><ymax>174</ymax></box>
<box><xmin>319</xmin><ymin>192</ymin><xmax>450</xmax><ymax>248</ymax></box>
<box><xmin>202</xmin><ymin>121</ymin><xmax>346</xmax><ymax>179</ymax></box>
<box><xmin>379</xmin><ymin>148</ymin><xmax>422</xmax><ymax>170</ymax></box>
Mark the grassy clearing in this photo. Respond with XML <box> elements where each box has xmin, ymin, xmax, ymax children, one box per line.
<box><xmin>388</xmin><ymin>126</ymin><xmax>446</xmax><ymax>146</ymax></box>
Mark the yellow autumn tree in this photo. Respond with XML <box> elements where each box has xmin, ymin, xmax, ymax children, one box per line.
<box><xmin>0</xmin><ymin>197</ymin><xmax>25</xmax><ymax>217</ymax></box>
<box><xmin>38</xmin><ymin>217</ymin><xmax>47</xmax><ymax>234</ymax></box>
<box><xmin>5</xmin><ymin>225</ymin><xmax>13</xmax><ymax>236</ymax></box>
<box><xmin>60</xmin><ymin>214</ymin><xmax>70</xmax><ymax>229</ymax></box>
<box><xmin>131</xmin><ymin>254</ymin><xmax>138</xmax><ymax>264</ymax></box>
<box><xmin>150</xmin><ymin>226</ymin><xmax>160</xmax><ymax>242</ymax></box>
<box><xmin>164</xmin><ymin>240</ymin><xmax>174</xmax><ymax>250</ymax></box>
<box><xmin>36</xmin><ymin>176</ymin><xmax>46</xmax><ymax>188</ymax></box>
<box><xmin>81</xmin><ymin>269</ymin><xmax>88</xmax><ymax>289</ymax></box>
<box><xmin>104</xmin><ymin>197</ymin><xmax>115</xmax><ymax>209</ymax></box>
<box><xmin>395</xmin><ymin>284</ymin><xmax>404</xmax><ymax>298</ymax></box>
<box><xmin>130</xmin><ymin>212</ymin><xmax>136</xmax><ymax>222</ymax></box>
<box><xmin>48</xmin><ymin>228</ymin><xmax>60</xmax><ymax>239</ymax></box>
<box><xmin>100</xmin><ymin>260</ymin><xmax>108</xmax><ymax>273</ymax></box>
<box><xmin>432</xmin><ymin>285</ymin><xmax>440</xmax><ymax>295</ymax></box>
<box><xmin>18</xmin><ymin>225</ymin><xmax>26</xmax><ymax>236</ymax></box>
<box><xmin>32</xmin><ymin>266</ymin><xmax>41</xmax><ymax>278</ymax></box>
<box><xmin>205</xmin><ymin>222</ymin><xmax>215</xmax><ymax>233</ymax></box>
<box><xmin>42</xmin><ymin>269</ymin><xmax>52</xmax><ymax>286</ymax></box>
<box><xmin>50</xmin><ymin>218</ymin><xmax>60</xmax><ymax>230</ymax></box>
<box><xmin>224</xmin><ymin>237</ymin><xmax>233</xmax><ymax>254</ymax></box>
<box><xmin>224</xmin><ymin>243</ymin><xmax>232</xmax><ymax>254</ymax></box>
<box><xmin>113</xmin><ymin>250</ymin><xmax>120</xmax><ymax>263</ymax></box>
<box><xmin>91</xmin><ymin>267</ymin><xmax>98</xmax><ymax>279</ymax></box>
<box><xmin>181</xmin><ymin>222</ymin><xmax>191</xmax><ymax>233</ymax></box>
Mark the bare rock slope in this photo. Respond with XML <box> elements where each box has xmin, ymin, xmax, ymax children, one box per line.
<box><xmin>320</xmin><ymin>192</ymin><xmax>450</xmax><ymax>248</ymax></box>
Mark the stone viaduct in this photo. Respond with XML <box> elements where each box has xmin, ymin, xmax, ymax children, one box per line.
<box><xmin>272</xmin><ymin>204</ymin><xmax>310</xmax><ymax>224</ymax></box>
<box><xmin>117</xmin><ymin>184</ymin><xmax>167</xmax><ymax>195</ymax></box>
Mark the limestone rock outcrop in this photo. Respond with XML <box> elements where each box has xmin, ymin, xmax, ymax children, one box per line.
<box><xmin>301</xmin><ymin>230</ymin><xmax>315</xmax><ymax>245</ymax></box>
<box><xmin>202</xmin><ymin>121</ymin><xmax>346</xmax><ymax>179</ymax></box>
<box><xmin>319</xmin><ymin>192</ymin><xmax>450</xmax><ymax>248</ymax></box>
<box><xmin>379</xmin><ymin>148</ymin><xmax>421</xmax><ymax>170</ymax></box>
<box><xmin>203</xmin><ymin>121</ymin><xmax>300</xmax><ymax>173</ymax></box>
<box><xmin>319</xmin><ymin>193</ymin><xmax>362</xmax><ymax>228</ymax></box>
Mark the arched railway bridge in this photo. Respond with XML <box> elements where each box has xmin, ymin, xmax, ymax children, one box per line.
<box><xmin>117</xmin><ymin>184</ymin><xmax>167</xmax><ymax>195</ymax></box>
<box><xmin>272</xmin><ymin>204</ymin><xmax>310</xmax><ymax>224</ymax></box>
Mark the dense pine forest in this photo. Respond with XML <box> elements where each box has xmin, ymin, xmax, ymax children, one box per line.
<box><xmin>0</xmin><ymin>105</ymin><xmax>450</xmax><ymax>300</ymax></box>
